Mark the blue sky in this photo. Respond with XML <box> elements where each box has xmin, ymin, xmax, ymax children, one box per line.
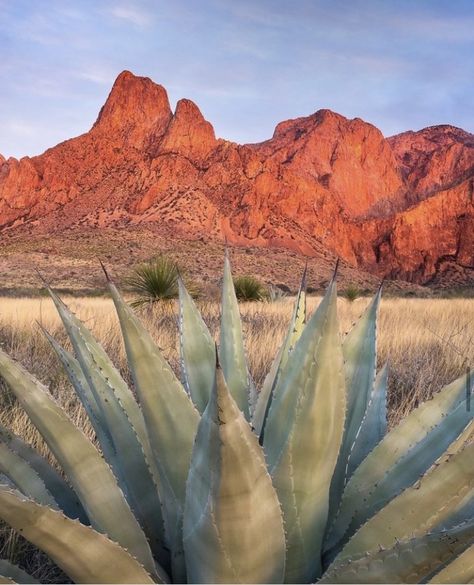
<box><xmin>1</xmin><ymin>0</ymin><xmax>473</xmax><ymax>158</ymax></box>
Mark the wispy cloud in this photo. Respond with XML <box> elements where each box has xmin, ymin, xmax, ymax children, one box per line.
<box><xmin>108</xmin><ymin>3</ymin><xmax>153</xmax><ymax>27</ymax></box>
<box><xmin>307</xmin><ymin>49</ymin><xmax>413</xmax><ymax>75</ymax></box>
<box><xmin>220</xmin><ymin>1</ymin><xmax>290</xmax><ymax>29</ymax></box>
<box><xmin>389</xmin><ymin>13</ymin><xmax>474</xmax><ymax>43</ymax></box>
<box><xmin>75</xmin><ymin>65</ymin><xmax>117</xmax><ymax>85</ymax></box>
<box><xmin>0</xmin><ymin>0</ymin><xmax>472</xmax><ymax>158</ymax></box>
<box><xmin>5</xmin><ymin>120</ymin><xmax>37</xmax><ymax>137</ymax></box>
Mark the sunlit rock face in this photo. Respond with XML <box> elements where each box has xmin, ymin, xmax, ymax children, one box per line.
<box><xmin>1</xmin><ymin>71</ymin><xmax>473</xmax><ymax>284</ymax></box>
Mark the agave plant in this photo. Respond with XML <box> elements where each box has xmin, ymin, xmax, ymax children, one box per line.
<box><xmin>0</xmin><ymin>254</ymin><xmax>472</xmax><ymax>584</ymax></box>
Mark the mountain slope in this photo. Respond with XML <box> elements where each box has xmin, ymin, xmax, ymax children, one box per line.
<box><xmin>0</xmin><ymin>70</ymin><xmax>473</xmax><ymax>286</ymax></box>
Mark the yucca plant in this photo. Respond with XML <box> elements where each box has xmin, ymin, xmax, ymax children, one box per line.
<box><xmin>233</xmin><ymin>275</ymin><xmax>268</xmax><ymax>302</ymax></box>
<box><xmin>0</xmin><ymin>253</ymin><xmax>472</xmax><ymax>584</ymax></box>
<box><xmin>125</xmin><ymin>255</ymin><xmax>196</xmax><ymax>307</ymax></box>
<box><xmin>342</xmin><ymin>283</ymin><xmax>362</xmax><ymax>303</ymax></box>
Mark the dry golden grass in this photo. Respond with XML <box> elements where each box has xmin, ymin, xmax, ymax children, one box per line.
<box><xmin>1</xmin><ymin>294</ymin><xmax>473</xmax><ymax>429</ymax></box>
<box><xmin>0</xmin><ymin>293</ymin><xmax>473</xmax><ymax>579</ymax></box>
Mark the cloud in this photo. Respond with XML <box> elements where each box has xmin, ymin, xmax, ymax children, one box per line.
<box><xmin>220</xmin><ymin>1</ymin><xmax>290</xmax><ymax>29</ymax></box>
<box><xmin>75</xmin><ymin>65</ymin><xmax>117</xmax><ymax>85</ymax></box>
<box><xmin>307</xmin><ymin>49</ymin><xmax>413</xmax><ymax>76</ymax></box>
<box><xmin>389</xmin><ymin>13</ymin><xmax>474</xmax><ymax>43</ymax></box>
<box><xmin>221</xmin><ymin>35</ymin><xmax>272</xmax><ymax>60</ymax></box>
<box><xmin>0</xmin><ymin>2</ymin><xmax>94</xmax><ymax>48</ymax></box>
<box><xmin>108</xmin><ymin>3</ymin><xmax>153</xmax><ymax>27</ymax></box>
<box><xmin>4</xmin><ymin>120</ymin><xmax>37</xmax><ymax>137</ymax></box>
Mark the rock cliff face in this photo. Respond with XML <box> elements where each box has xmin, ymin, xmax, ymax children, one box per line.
<box><xmin>388</xmin><ymin>125</ymin><xmax>474</xmax><ymax>198</ymax></box>
<box><xmin>0</xmin><ymin>70</ymin><xmax>473</xmax><ymax>284</ymax></box>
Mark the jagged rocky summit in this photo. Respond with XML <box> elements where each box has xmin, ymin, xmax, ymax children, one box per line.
<box><xmin>1</xmin><ymin>70</ymin><xmax>473</xmax><ymax>284</ymax></box>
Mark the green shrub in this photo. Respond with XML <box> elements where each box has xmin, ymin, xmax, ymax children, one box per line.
<box><xmin>125</xmin><ymin>256</ymin><xmax>196</xmax><ymax>307</ymax></box>
<box><xmin>233</xmin><ymin>275</ymin><xmax>268</xmax><ymax>302</ymax></box>
<box><xmin>342</xmin><ymin>284</ymin><xmax>362</xmax><ymax>302</ymax></box>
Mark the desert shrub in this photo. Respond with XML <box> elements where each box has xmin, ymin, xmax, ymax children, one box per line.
<box><xmin>233</xmin><ymin>275</ymin><xmax>268</xmax><ymax>302</ymax></box>
<box><xmin>125</xmin><ymin>256</ymin><xmax>197</xmax><ymax>307</ymax></box>
<box><xmin>342</xmin><ymin>284</ymin><xmax>362</xmax><ymax>302</ymax></box>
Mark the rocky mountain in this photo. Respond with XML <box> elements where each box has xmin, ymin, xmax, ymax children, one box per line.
<box><xmin>1</xmin><ymin>70</ymin><xmax>473</xmax><ymax>286</ymax></box>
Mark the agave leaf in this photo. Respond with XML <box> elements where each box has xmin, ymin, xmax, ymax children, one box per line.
<box><xmin>0</xmin><ymin>424</ymin><xmax>85</xmax><ymax>522</ymax></box>
<box><xmin>329</xmin><ymin>288</ymin><xmax>382</xmax><ymax>518</ymax></box>
<box><xmin>84</xmin><ymin>350</ymin><xmax>168</xmax><ymax>569</ymax></box>
<box><xmin>183</xmin><ymin>361</ymin><xmax>286</xmax><ymax>584</ymax></box>
<box><xmin>40</xmin><ymin>326</ymin><xmax>102</xmax><ymax>419</ymax></box>
<box><xmin>0</xmin><ymin>487</ymin><xmax>159</xmax><ymax>584</ymax></box>
<box><xmin>0</xmin><ymin>560</ymin><xmax>38</xmax><ymax>584</ymax></box>
<box><xmin>46</xmin><ymin>287</ymin><xmax>152</xmax><ymax>461</ymax></box>
<box><xmin>287</xmin><ymin>263</ymin><xmax>307</xmax><ymax>346</ymax></box>
<box><xmin>0</xmin><ymin>349</ymin><xmax>156</xmax><ymax>575</ymax></box>
<box><xmin>345</xmin><ymin>362</ymin><xmax>388</xmax><ymax>479</ymax></box>
<box><xmin>252</xmin><ymin>341</ymin><xmax>285</xmax><ymax>438</ymax></box>
<box><xmin>46</xmin><ymin>283</ymin><xmax>165</xmax><ymax>524</ymax></box>
<box><xmin>0</xmin><ymin>442</ymin><xmax>58</xmax><ymax>508</ymax></box>
<box><xmin>248</xmin><ymin>374</ymin><xmax>258</xmax><ymax>419</ymax></box>
<box><xmin>41</xmin><ymin>328</ymin><xmax>116</xmax><ymax>462</ymax></box>
<box><xmin>178</xmin><ymin>277</ymin><xmax>215</xmax><ymax>414</ymax></box>
<box><xmin>108</xmin><ymin>278</ymin><xmax>200</xmax><ymax>582</ymax></box>
<box><xmin>263</xmin><ymin>274</ymin><xmax>346</xmax><ymax>582</ymax></box>
<box><xmin>44</xmin><ymin>292</ymin><xmax>168</xmax><ymax>568</ymax></box>
<box><xmin>263</xmin><ymin>272</ymin><xmax>335</xmax><ymax>470</ymax></box>
<box><xmin>220</xmin><ymin>253</ymin><xmax>253</xmax><ymax>420</ymax></box>
<box><xmin>342</xmin><ymin>286</ymin><xmax>381</xmax><ymax>427</ymax></box>
<box><xmin>49</xmin><ymin>318</ymin><xmax>168</xmax><ymax>569</ymax></box>
<box><xmin>326</xmin><ymin>372</ymin><xmax>473</xmax><ymax>553</ymax></box>
<box><xmin>335</xmin><ymin>433</ymin><xmax>474</xmax><ymax>563</ymax></box>
<box><xmin>253</xmin><ymin>264</ymin><xmax>307</xmax><ymax>439</ymax></box>
<box><xmin>429</xmin><ymin>542</ymin><xmax>474</xmax><ymax>583</ymax></box>
<box><xmin>438</xmin><ymin>492</ymin><xmax>474</xmax><ymax>530</ymax></box>
<box><xmin>322</xmin><ymin>521</ymin><xmax>474</xmax><ymax>584</ymax></box>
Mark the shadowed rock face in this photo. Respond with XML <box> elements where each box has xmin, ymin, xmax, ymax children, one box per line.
<box><xmin>1</xmin><ymin>70</ymin><xmax>473</xmax><ymax>284</ymax></box>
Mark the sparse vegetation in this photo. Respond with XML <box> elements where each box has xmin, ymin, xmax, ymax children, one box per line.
<box><xmin>233</xmin><ymin>275</ymin><xmax>268</xmax><ymax>301</ymax></box>
<box><xmin>125</xmin><ymin>255</ymin><xmax>197</xmax><ymax>307</ymax></box>
<box><xmin>267</xmin><ymin>284</ymin><xmax>288</xmax><ymax>302</ymax></box>
<box><xmin>342</xmin><ymin>284</ymin><xmax>362</xmax><ymax>302</ymax></box>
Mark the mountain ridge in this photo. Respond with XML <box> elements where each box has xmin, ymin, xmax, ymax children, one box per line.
<box><xmin>1</xmin><ymin>70</ymin><xmax>473</xmax><ymax>287</ymax></box>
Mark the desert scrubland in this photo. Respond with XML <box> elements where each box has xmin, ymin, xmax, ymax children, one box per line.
<box><xmin>1</xmin><ymin>294</ymin><xmax>472</xmax><ymax>432</ymax></box>
<box><xmin>0</xmin><ymin>293</ymin><xmax>473</xmax><ymax>578</ymax></box>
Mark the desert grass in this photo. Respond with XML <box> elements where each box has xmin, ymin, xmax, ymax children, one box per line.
<box><xmin>1</xmin><ymin>294</ymin><xmax>473</xmax><ymax>430</ymax></box>
<box><xmin>0</xmin><ymin>294</ymin><xmax>473</xmax><ymax>579</ymax></box>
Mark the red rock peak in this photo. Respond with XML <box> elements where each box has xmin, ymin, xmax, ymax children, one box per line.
<box><xmin>92</xmin><ymin>70</ymin><xmax>173</xmax><ymax>149</ymax></box>
<box><xmin>160</xmin><ymin>98</ymin><xmax>217</xmax><ymax>160</ymax></box>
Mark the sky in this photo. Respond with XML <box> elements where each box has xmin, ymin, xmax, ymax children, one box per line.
<box><xmin>1</xmin><ymin>0</ymin><xmax>473</xmax><ymax>158</ymax></box>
